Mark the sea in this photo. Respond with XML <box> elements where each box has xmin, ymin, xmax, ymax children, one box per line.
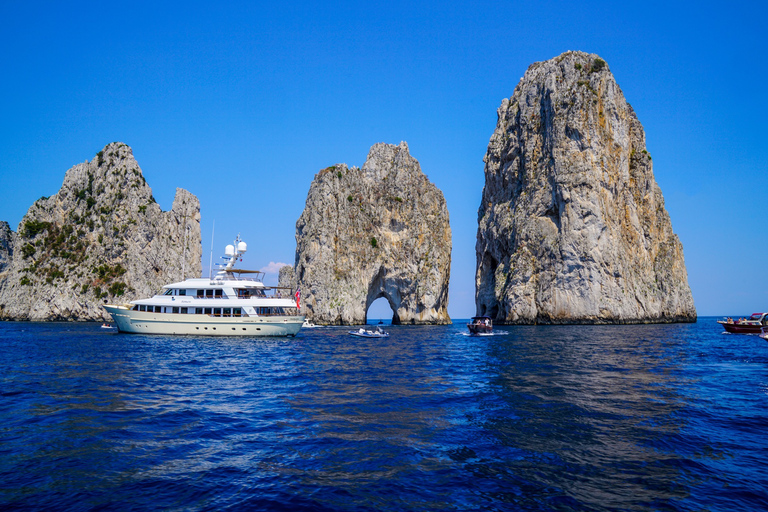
<box><xmin>1</xmin><ymin>318</ymin><xmax>766</xmax><ymax>511</ymax></box>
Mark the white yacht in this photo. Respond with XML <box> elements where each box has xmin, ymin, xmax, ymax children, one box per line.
<box><xmin>103</xmin><ymin>236</ymin><xmax>304</xmax><ymax>336</ymax></box>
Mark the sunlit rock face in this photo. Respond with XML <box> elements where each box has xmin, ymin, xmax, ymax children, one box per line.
<box><xmin>294</xmin><ymin>142</ymin><xmax>451</xmax><ymax>325</ymax></box>
<box><xmin>0</xmin><ymin>142</ymin><xmax>202</xmax><ymax>321</ymax></box>
<box><xmin>0</xmin><ymin>222</ymin><xmax>14</xmax><ymax>274</ymax></box>
<box><xmin>476</xmin><ymin>51</ymin><xmax>696</xmax><ymax>324</ymax></box>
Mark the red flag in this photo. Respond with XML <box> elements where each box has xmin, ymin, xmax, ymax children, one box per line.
<box><xmin>295</xmin><ymin>288</ymin><xmax>301</xmax><ymax>309</ymax></box>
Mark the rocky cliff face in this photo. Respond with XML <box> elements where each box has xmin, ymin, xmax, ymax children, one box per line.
<box><xmin>277</xmin><ymin>264</ymin><xmax>295</xmax><ymax>292</ymax></box>
<box><xmin>476</xmin><ymin>51</ymin><xmax>696</xmax><ymax>324</ymax></box>
<box><xmin>0</xmin><ymin>142</ymin><xmax>202</xmax><ymax>321</ymax></box>
<box><xmin>0</xmin><ymin>222</ymin><xmax>14</xmax><ymax>274</ymax></box>
<box><xmin>295</xmin><ymin>142</ymin><xmax>451</xmax><ymax>325</ymax></box>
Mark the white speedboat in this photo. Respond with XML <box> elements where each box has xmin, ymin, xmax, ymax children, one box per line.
<box><xmin>104</xmin><ymin>236</ymin><xmax>304</xmax><ymax>336</ymax></box>
<box><xmin>349</xmin><ymin>326</ymin><xmax>389</xmax><ymax>338</ymax></box>
<box><xmin>302</xmin><ymin>319</ymin><xmax>318</xmax><ymax>328</ymax></box>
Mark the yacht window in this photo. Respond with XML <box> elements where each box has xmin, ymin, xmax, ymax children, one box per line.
<box><xmin>214</xmin><ymin>308</ymin><xmax>222</xmax><ymax>316</ymax></box>
<box><xmin>206</xmin><ymin>289</ymin><xmax>214</xmax><ymax>298</ymax></box>
<box><xmin>215</xmin><ymin>289</ymin><xmax>223</xmax><ymax>298</ymax></box>
<box><xmin>197</xmin><ymin>289</ymin><xmax>204</xmax><ymax>298</ymax></box>
<box><xmin>178</xmin><ymin>289</ymin><xmax>186</xmax><ymax>296</ymax></box>
<box><xmin>223</xmin><ymin>308</ymin><xmax>231</xmax><ymax>316</ymax></box>
<box><xmin>155</xmin><ymin>306</ymin><xmax>162</xmax><ymax>313</ymax></box>
<box><xmin>233</xmin><ymin>308</ymin><xmax>242</xmax><ymax>317</ymax></box>
<box><xmin>196</xmin><ymin>308</ymin><xmax>203</xmax><ymax>314</ymax></box>
<box><xmin>164</xmin><ymin>289</ymin><xmax>173</xmax><ymax>295</ymax></box>
<box><xmin>172</xmin><ymin>307</ymin><xmax>179</xmax><ymax>314</ymax></box>
<box><xmin>138</xmin><ymin>305</ymin><xmax>145</xmax><ymax>312</ymax></box>
<box><xmin>204</xmin><ymin>308</ymin><xmax>212</xmax><ymax>315</ymax></box>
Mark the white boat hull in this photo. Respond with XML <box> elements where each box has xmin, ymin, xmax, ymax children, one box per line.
<box><xmin>348</xmin><ymin>329</ymin><xmax>389</xmax><ymax>338</ymax></box>
<box><xmin>104</xmin><ymin>305</ymin><xmax>303</xmax><ymax>337</ymax></box>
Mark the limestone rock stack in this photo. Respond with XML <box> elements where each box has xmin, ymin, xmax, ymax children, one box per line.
<box><xmin>476</xmin><ymin>51</ymin><xmax>696</xmax><ymax>324</ymax></box>
<box><xmin>294</xmin><ymin>142</ymin><xmax>451</xmax><ymax>325</ymax></box>
<box><xmin>0</xmin><ymin>222</ymin><xmax>15</xmax><ymax>274</ymax></box>
<box><xmin>277</xmin><ymin>264</ymin><xmax>295</xmax><ymax>292</ymax></box>
<box><xmin>0</xmin><ymin>142</ymin><xmax>202</xmax><ymax>321</ymax></box>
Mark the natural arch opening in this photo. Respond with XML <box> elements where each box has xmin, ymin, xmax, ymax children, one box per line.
<box><xmin>366</xmin><ymin>296</ymin><xmax>395</xmax><ymax>325</ymax></box>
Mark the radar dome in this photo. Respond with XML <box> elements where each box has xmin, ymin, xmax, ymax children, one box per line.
<box><xmin>225</xmin><ymin>244</ymin><xmax>235</xmax><ymax>257</ymax></box>
<box><xmin>237</xmin><ymin>241</ymin><xmax>247</xmax><ymax>253</ymax></box>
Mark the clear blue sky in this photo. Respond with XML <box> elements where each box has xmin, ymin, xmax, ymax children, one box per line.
<box><xmin>0</xmin><ymin>1</ymin><xmax>765</xmax><ymax>319</ymax></box>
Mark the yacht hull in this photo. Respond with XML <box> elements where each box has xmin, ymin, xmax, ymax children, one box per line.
<box><xmin>104</xmin><ymin>305</ymin><xmax>303</xmax><ymax>337</ymax></box>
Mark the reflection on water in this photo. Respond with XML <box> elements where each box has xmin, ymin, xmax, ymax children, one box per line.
<box><xmin>476</xmin><ymin>325</ymin><xmax>695</xmax><ymax>509</ymax></box>
<box><xmin>0</xmin><ymin>320</ymin><xmax>766</xmax><ymax>511</ymax></box>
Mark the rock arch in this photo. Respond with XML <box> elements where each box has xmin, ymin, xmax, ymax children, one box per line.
<box><xmin>365</xmin><ymin>267</ymin><xmax>402</xmax><ymax>323</ymax></box>
<box><xmin>294</xmin><ymin>142</ymin><xmax>451</xmax><ymax>325</ymax></box>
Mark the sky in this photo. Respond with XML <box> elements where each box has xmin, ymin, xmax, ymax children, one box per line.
<box><xmin>0</xmin><ymin>0</ymin><xmax>765</xmax><ymax>320</ymax></box>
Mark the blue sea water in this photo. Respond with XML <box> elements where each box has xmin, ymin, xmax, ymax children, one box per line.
<box><xmin>0</xmin><ymin>318</ymin><xmax>767</xmax><ymax>511</ymax></box>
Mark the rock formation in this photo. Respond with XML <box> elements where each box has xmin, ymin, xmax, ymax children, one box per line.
<box><xmin>476</xmin><ymin>51</ymin><xmax>696</xmax><ymax>324</ymax></box>
<box><xmin>294</xmin><ymin>142</ymin><xmax>451</xmax><ymax>325</ymax></box>
<box><xmin>0</xmin><ymin>142</ymin><xmax>202</xmax><ymax>321</ymax></box>
<box><xmin>277</xmin><ymin>264</ymin><xmax>295</xmax><ymax>292</ymax></box>
<box><xmin>0</xmin><ymin>221</ymin><xmax>14</xmax><ymax>274</ymax></box>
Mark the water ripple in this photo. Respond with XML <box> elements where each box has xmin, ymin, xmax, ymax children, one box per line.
<box><xmin>0</xmin><ymin>320</ymin><xmax>767</xmax><ymax>510</ymax></box>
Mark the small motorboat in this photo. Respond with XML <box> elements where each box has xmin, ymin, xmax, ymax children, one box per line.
<box><xmin>717</xmin><ymin>313</ymin><xmax>768</xmax><ymax>334</ymax></box>
<box><xmin>100</xmin><ymin>323</ymin><xmax>114</xmax><ymax>329</ymax></box>
<box><xmin>349</xmin><ymin>326</ymin><xmax>389</xmax><ymax>338</ymax></box>
<box><xmin>302</xmin><ymin>319</ymin><xmax>318</xmax><ymax>328</ymax></box>
<box><xmin>467</xmin><ymin>316</ymin><xmax>493</xmax><ymax>335</ymax></box>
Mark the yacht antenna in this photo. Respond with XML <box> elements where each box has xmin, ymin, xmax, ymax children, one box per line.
<box><xmin>208</xmin><ymin>220</ymin><xmax>215</xmax><ymax>279</ymax></box>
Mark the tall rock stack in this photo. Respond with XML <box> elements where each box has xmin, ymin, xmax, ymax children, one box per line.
<box><xmin>294</xmin><ymin>142</ymin><xmax>452</xmax><ymax>325</ymax></box>
<box><xmin>0</xmin><ymin>142</ymin><xmax>202</xmax><ymax>321</ymax></box>
<box><xmin>476</xmin><ymin>51</ymin><xmax>696</xmax><ymax>324</ymax></box>
<box><xmin>0</xmin><ymin>222</ymin><xmax>15</xmax><ymax>274</ymax></box>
